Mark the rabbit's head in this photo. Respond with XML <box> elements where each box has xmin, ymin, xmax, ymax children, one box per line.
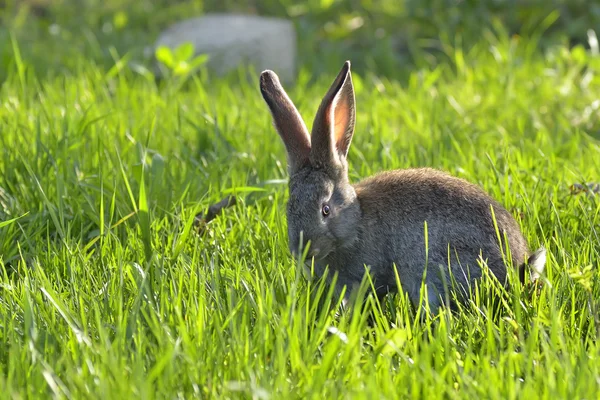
<box><xmin>260</xmin><ymin>61</ymin><xmax>361</xmax><ymax>260</ymax></box>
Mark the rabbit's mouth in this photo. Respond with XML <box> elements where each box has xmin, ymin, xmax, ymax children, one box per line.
<box><xmin>293</xmin><ymin>247</ymin><xmax>329</xmax><ymax>261</ymax></box>
<box><xmin>306</xmin><ymin>247</ymin><xmax>332</xmax><ymax>261</ymax></box>
<box><xmin>302</xmin><ymin>253</ymin><xmax>329</xmax><ymax>270</ymax></box>
<box><xmin>290</xmin><ymin>239</ymin><xmax>333</xmax><ymax>261</ymax></box>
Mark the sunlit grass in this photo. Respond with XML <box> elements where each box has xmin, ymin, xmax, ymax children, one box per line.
<box><xmin>0</xmin><ymin>22</ymin><xmax>599</xmax><ymax>398</ymax></box>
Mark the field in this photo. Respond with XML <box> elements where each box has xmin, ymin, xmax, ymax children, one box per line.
<box><xmin>1</xmin><ymin>1</ymin><xmax>600</xmax><ymax>398</ymax></box>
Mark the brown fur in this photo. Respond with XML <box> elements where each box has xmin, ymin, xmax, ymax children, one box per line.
<box><xmin>259</xmin><ymin>61</ymin><xmax>546</xmax><ymax>313</ymax></box>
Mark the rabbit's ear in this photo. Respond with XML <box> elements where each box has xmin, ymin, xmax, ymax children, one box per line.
<box><xmin>310</xmin><ymin>61</ymin><xmax>356</xmax><ymax>167</ymax></box>
<box><xmin>260</xmin><ymin>70</ymin><xmax>311</xmax><ymax>173</ymax></box>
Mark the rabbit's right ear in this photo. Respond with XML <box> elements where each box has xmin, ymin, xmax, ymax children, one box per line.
<box><xmin>260</xmin><ymin>70</ymin><xmax>311</xmax><ymax>173</ymax></box>
<box><xmin>309</xmin><ymin>61</ymin><xmax>355</xmax><ymax>169</ymax></box>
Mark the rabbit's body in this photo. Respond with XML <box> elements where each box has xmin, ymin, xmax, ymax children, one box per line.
<box><xmin>260</xmin><ymin>61</ymin><xmax>545</xmax><ymax>313</ymax></box>
<box><xmin>307</xmin><ymin>167</ymin><xmax>529</xmax><ymax>309</ymax></box>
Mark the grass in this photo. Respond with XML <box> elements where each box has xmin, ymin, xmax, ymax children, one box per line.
<box><xmin>1</xmin><ymin>3</ymin><xmax>600</xmax><ymax>399</ymax></box>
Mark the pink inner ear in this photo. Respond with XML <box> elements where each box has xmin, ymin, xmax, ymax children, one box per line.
<box><xmin>333</xmin><ymin>98</ymin><xmax>350</xmax><ymax>146</ymax></box>
<box><xmin>309</xmin><ymin>61</ymin><xmax>354</xmax><ymax>164</ymax></box>
<box><xmin>328</xmin><ymin>85</ymin><xmax>353</xmax><ymax>157</ymax></box>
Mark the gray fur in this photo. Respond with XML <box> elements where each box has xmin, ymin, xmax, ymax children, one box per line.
<box><xmin>259</xmin><ymin>61</ymin><xmax>546</xmax><ymax>313</ymax></box>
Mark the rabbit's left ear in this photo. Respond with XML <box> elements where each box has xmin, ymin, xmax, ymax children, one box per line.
<box><xmin>310</xmin><ymin>61</ymin><xmax>356</xmax><ymax>167</ymax></box>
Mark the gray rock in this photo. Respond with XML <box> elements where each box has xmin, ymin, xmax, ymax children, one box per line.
<box><xmin>153</xmin><ymin>13</ymin><xmax>297</xmax><ymax>83</ymax></box>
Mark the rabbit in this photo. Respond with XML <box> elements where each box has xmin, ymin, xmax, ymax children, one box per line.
<box><xmin>259</xmin><ymin>60</ymin><xmax>546</xmax><ymax>314</ymax></box>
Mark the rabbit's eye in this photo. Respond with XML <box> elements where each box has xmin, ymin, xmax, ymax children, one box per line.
<box><xmin>321</xmin><ymin>204</ymin><xmax>330</xmax><ymax>217</ymax></box>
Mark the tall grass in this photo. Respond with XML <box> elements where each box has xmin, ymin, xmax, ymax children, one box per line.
<box><xmin>0</xmin><ymin>8</ymin><xmax>599</xmax><ymax>398</ymax></box>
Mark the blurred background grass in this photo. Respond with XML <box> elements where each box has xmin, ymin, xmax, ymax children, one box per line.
<box><xmin>1</xmin><ymin>0</ymin><xmax>600</xmax><ymax>81</ymax></box>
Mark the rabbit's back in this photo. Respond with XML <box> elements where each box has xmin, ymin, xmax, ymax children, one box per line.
<box><xmin>351</xmin><ymin>167</ymin><xmax>529</xmax><ymax>303</ymax></box>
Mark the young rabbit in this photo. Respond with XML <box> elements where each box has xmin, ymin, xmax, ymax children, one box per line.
<box><xmin>259</xmin><ymin>61</ymin><xmax>546</xmax><ymax>313</ymax></box>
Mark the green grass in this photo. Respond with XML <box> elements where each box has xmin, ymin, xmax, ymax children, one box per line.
<box><xmin>1</xmin><ymin>5</ymin><xmax>600</xmax><ymax>399</ymax></box>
